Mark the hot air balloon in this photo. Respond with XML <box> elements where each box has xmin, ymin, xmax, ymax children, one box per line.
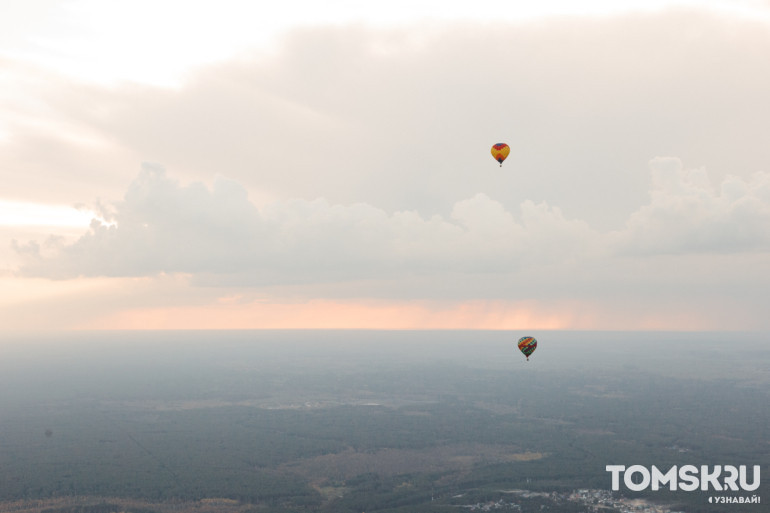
<box><xmin>491</xmin><ymin>143</ymin><xmax>510</xmax><ymax>167</ymax></box>
<box><xmin>518</xmin><ymin>336</ymin><xmax>537</xmax><ymax>361</ymax></box>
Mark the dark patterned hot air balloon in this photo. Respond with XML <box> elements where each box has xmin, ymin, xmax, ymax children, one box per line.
<box><xmin>518</xmin><ymin>336</ymin><xmax>537</xmax><ymax>361</ymax></box>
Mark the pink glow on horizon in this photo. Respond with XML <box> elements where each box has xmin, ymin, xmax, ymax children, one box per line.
<box><xmin>74</xmin><ymin>299</ymin><xmax>583</xmax><ymax>330</ymax></box>
<box><xmin>68</xmin><ymin>296</ymin><xmax>742</xmax><ymax>331</ymax></box>
<box><xmin>0</xmin><ymin>275</ymin><xmax>742</xmax><ymax>332</ymax></box>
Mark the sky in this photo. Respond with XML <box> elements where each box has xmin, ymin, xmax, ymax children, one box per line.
<box><xmin>1</xmin><ymin>0</ymin><xmax>769</xmax><ymax>331</ymax></box>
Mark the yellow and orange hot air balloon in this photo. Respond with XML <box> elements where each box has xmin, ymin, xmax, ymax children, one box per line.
<box><xmin>491</xmin><ymin>143</ymin><xmax>510</xmax><ymax>167</ymax></box>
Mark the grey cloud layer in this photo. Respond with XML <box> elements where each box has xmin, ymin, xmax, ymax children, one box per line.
<box><xmin>4</xmin><ymin>11</ymin><xmax>770</xmax><ymax>230</ymax></box>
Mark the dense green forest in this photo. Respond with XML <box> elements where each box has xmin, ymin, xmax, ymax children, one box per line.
<box><xmin>0</xmin><ymin>331</ymin><xmax>767</xmax><ymax>513</ymax></box>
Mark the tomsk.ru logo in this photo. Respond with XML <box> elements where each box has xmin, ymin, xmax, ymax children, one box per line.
<box><xmin>606</xmin><ymin>465</ymin><xmax>760</xmax><ymax>492</ymax></box>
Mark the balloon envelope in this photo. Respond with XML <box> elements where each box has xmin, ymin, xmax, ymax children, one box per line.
<box><xmin>518</xmin><ymin>336</ymin><xmax>537</xmax><ymax>361</ymax></box>
<box><xmin>491</xmin><ymin>143</ymin><xmax>510</xmax><ymax>166</ymax></box>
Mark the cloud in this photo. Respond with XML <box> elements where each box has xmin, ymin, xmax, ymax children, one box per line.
<box><xmin>614</xmin><ymin>157</ymin><xmax>770</xmax><ymax>253</ymax></box>
<box><xmin>4</xmin><ymin>10</ymin><xmax>770</xmax><ymax>230</ymax></box>
<box><xmin>16</xmin><ymin>164</ymin><xmax>260</xmax><ymax>278</ymax></box>
<box><xmin>4</xmin><ymin>8</ymin><xmax>770</xmax><ymax>330</ymax></box>
<box><xmin>15</xmin><ymin>163</ymin><xmax>601</xmax><ymax>287</ymax></box>
<box><xmin>8</xmin><ymin>159</ymin><xmax>770</xmax><ymax>329</ymax></box>
<box><xmin>15</xmin><ymin>156</ymin><xmax>770</xmax><ymax>289</ymax></box>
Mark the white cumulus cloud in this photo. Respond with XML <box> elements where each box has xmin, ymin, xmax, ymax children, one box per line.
<box><xmin>15</xmin><ymin>164</ymin><xmax>601</xmax><ymax>286</ymax></box>
<box><xmin>614</xmin><ymin>157</ymin><xmax>770</xmax><ymax>253</ymax></box>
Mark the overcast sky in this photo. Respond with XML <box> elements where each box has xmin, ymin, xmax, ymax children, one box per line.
<box><xmin>2</xmin><ymin>0</ymin><xmax>769</xmax><ymax>331</ymax></box>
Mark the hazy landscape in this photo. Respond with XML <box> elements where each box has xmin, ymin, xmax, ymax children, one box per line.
<box><xmin>0</xmin><ymin>330</ymin><xmax>766</xmax><ymax>513</ymax></box>
<box><xmin>4</xmin><ymin>2</ymin><xmax>770</xmax><ymax>513</ymax></box>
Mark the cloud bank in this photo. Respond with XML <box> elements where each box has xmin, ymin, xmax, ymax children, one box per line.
<box><xmin>15</xmin><ymin>160</ymin><xmax>770</xmax><ymax>307</ymax></box>
<box><xmin>15</xmin><ymin>164</ymin><xmax>597</xmax><ymax>283</ymax></box>
<box><xmin>4</xmin><ymin>10</ymin><xmax>770</xmax><ymax>230</ymax></box>
<box><xmin>615</xmin><ymin>157</ymin><xmax>770</xmax><ymax>254</ymax></box>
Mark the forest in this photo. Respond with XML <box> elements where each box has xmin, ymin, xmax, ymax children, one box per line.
<box><xmin>0</xmin><ymin>330</ymin><xmax>767</xmax><ymax>513</ymax></box>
